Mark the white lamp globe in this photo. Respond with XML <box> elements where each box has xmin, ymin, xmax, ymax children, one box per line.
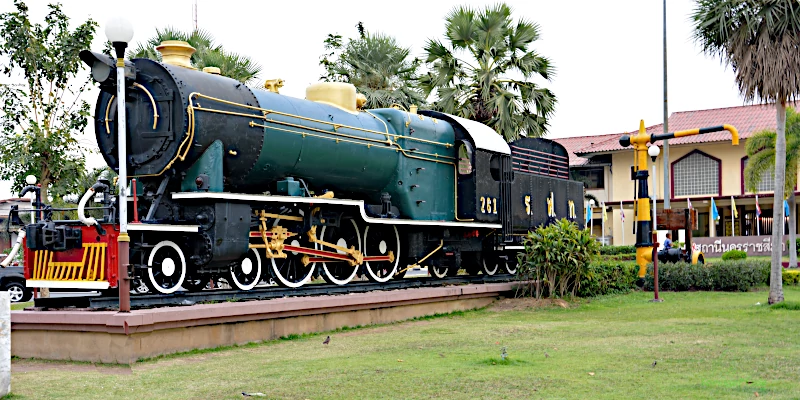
<box><xmin>25</xmin><ymin>175</ymin><xmax>36</xmax><ymax>185</ymax></box>
<box><xmin>105</xmin><ymin>16</ymin><xmax>134</xmax><ymax>43</ymax></box>
<box><xmin>589</xmin><ymin>199</ymin><xmax>596</xmax><ymax>206</ymax></box>
<box><xmin>648</xmin><ymin>145</ymin><xmax>661</xmax><ymax>158</ymax></box>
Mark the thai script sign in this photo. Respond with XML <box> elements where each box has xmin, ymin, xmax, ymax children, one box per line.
<box><xmin>692</xmin><ymin>236</ymin><xmax>789</xmax><ymax>258</ymax></box>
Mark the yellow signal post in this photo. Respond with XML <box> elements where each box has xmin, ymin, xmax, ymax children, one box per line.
<box><xmin>619</xmin><ymin>121</ymin><xmax>738</xmax><ymax>286</ymax></box>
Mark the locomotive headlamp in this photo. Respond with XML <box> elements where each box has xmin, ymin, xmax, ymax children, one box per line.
<box><xmin>79</xmin><ymin>51</ymin><xmax>136</xmax><ymax>85</ymax></box>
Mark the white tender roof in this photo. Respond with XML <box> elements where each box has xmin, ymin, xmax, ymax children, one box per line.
<box><xmin>424</xmin><ymin>112</ymin><xmax>510</xmax><ymax>155</ymax></box>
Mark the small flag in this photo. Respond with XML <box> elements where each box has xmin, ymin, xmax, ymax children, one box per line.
<box><xmin>785</xmin><ymin>200</ymin><xmax>790</xmax><ymax>217</ymax></box>
<box><xmin>711</xmin><ymin>198</ymin><xmax>719</xmax><ymax>221</ymax></box>
<box><xmin>687</xmin><ymin>197</ymin><xmax>693</xmax><ymax>210</ymax></box>
<box><xmin>620</xmin><ymin>200</ymin><xmax>625</xmax><ymax>223</ymax></box>
<box><xmin>755</xmin><ymin>195</ymin><xmax>761</xmax><ymax>216</ymax></box>
<box><xmin>586</xmin><ymin>201</ymin><xmax>593</xmax><ymax>224</ymax></box>
<box><xmin>731</xmin><ymin>196</ymin><xmax>738</xmax><ymax>219</ymax></box>
<box><xmin>602</xmin><ymin>202</ymin><xmax>607</xmax><ymax>222</ymax></box>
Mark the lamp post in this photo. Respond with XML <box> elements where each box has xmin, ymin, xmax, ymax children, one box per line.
<box><xmin>105</xmin><ymin>16</ymin><xmax>133</xmax><ymax>313</ymax></box>
<box><xmin>648</xmin><ymin>145</ymin><xmax>661</xmax><ymax>232</ymax></box>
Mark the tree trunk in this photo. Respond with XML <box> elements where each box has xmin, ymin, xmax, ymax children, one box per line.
<box><xmin>39</xmin><ymin>175</ymin><xmax>50</xmax><ymax>299</ymax></box>
<box><xmin>769</xmin><ymin>101</ymin><xmax>787</xmax><ymax>304</ymax></box>
<box><xmin>790</xmin><ymin>191</ymin><xmax>797</xmax><ymax>268</ymax></box>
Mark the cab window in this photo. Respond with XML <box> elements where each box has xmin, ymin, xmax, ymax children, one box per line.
<box><xmin>458</xmin><ymin>142</ymin><xmax>473</xmax><ymax>175</ymax></box>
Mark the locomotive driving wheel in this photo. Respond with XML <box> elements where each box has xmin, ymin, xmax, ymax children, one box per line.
<box><xmin>146</xmin><ymin>240</ymin><xmax>187</xmax><ymax>294</ymax></box>
<box><xmin>363</xmin><ymin>225</ymin><xmax>400</xmax><ymax>283</ymax></box>
<box><xmin>481</xmin><ymin>253</ymin><xmax>501</xmax><ymax>276</ymax></box>
<box><xmin>270</xmin><ymin>215</ymin><xmax>316</xmax><ymax>288</ymax></box>
<box><xmin>229</xmin><ymin>248</ymin><xmax>262</xmax><ymax>290</ymax></box>
<box><xmin>320</xmin><ymin>218</ymin><xmax>361</xmax><ymax>285</ymax></box>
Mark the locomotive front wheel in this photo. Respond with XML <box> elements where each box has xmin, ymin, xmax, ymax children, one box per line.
<box><xmin>147</xmin><ymin>240</ymin><xmax>187</xmax><ymax>294</ymax></box>
<box><xmin>320</xmin><ymin>219</ymin><xmax>361</xmax><ymax>285</ymax></box>
<box><xmin>363</xmin><ymin>225</ymin><xmax>401</xmax><ymax>283</ymax></box>
<box><xmin>271</xmin><ymin>216</ymin><xmax>316</xmax><ymax>288</ymax></box>
<box><xmin>230</xmin><ymin>248</ymin><xmax>262</xmax><ymax>290</ymax></box>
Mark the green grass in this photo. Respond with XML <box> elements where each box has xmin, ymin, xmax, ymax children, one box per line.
<box><xmin>8</xmin><ymin>288</ymin><xmax>800</xmax><ymax>399</ymax></box>
<box><xmin>10</xmin><ymin>302</ymin><xmax>32</xmax><ymax>311</ymax></box>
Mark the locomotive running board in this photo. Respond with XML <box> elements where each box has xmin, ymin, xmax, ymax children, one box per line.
<box><xmin>172</xmin><ymin>192</ymin><xmax>503</xmax><ymax>228</ymax></box>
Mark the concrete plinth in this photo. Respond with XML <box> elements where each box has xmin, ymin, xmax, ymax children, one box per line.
<box><xmin>11</xmin><ymin>282</ymin><xmax>513</xmax><ymax>364</ymax></box>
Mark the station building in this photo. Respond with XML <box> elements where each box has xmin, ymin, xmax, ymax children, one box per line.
<box><xmin>554</xmin><ymin>103</ymin><xmax>800</xmax><ymax>248</ymax></box>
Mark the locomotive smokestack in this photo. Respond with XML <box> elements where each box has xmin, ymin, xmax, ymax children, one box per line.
<box><xmin>155</xmin><ymin>40</ymin><xmax>196</xmax><ymax>69</ymax></box>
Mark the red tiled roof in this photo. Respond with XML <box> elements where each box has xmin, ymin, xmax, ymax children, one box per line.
<box><xmin>572</xmin><ymin>102</ymin><xmax>799</xmax><ymax>156</ymax></box>
<box><xmin>0</xmin><ymin>198</ymin><xmax>31</xmax><ymax>204</ymax></box>
<box><xmin>552</xmin><ymin>133</ymin><xmax>620</xmax><ymax>166</ymax></box>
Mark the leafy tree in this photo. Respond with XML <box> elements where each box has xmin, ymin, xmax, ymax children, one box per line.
<box><xmin>319</xmin><ymin>22</ymin><xmax>425</xmax><ymax>109</ymax></box>
<box><xmin>693</xmin><ymin>0</ymin><xmax>800</xmax><ymax>304</ymax></box>
<box><xmin>421</xmin><ymin>3</ymin><xmax>556</xmax><ymax>141</ymax></box>
<box><xmin>128</xmin><ymin>28</ymin><xmax>261</xmax><ymax>83</ymax></box>
<box><xmin>744</xmin><ymin>107</ymin><xmax>800</xmax><ymax>271</ymax></box>
<box><xmin>0</xmin><ymin>0</ymin><xmax>97</xmax><ymax>203</ymax></box>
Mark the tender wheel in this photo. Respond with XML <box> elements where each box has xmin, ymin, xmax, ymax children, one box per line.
<box><xmin>271</xmin><ymin>215</ymin><xmax>316</xmax><ymax>288</ymax></box>
<box><xmin>230</xmin><ymin>248</ymin><xmax>262</xmax><ymax>290</ymax></box>
<box><xmin>482</xmin><ymin>253</ymin><xmax>500</xmax><ymax>276</ymax></box>
<box><xmin>363</xmin><ymin>225</ymin><xmax>400</xmax><ymax>283</ymax></box>
<box><xmin>4</xmin><ymin>281</ymin><xmax>32</xmax><ymax>303</ymax></box>
<box><xmin>146</xmin><ymin>240</ymin><xmax>187</xmax><ymax>294</ymax></box>
<box><xmin>321</xmin><ymin>219</ymin><xmax>361</xmax><ymax>286</ymax></box>
<box><xmin>502</xmin><ymin>258</ymin><xmax>519</xmax><ymax>275</ymax></box>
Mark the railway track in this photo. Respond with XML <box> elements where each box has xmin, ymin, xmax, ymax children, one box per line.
<box><xmin>31</xmin><ymin>274</ymin><xmax>517</xmax><ymax>310</ymax></box>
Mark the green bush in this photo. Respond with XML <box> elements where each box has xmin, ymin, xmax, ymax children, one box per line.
<box><xmin>599</xmin><ymin>245</ymin><xmax>636</xmax><ymax>255</ymax></box>
<box><xmin>577</xmin><ymin>260</ymin><xmax>638</xmax><ymax>297</ymax></box>
<box><xmin>518</xmin><ymin>219</ymin><xmax>601</xmax><ymax>298</ymax></box>
<box><xmin>598</xmin><ymin>253</ymin><xmax>636</xmax><ymax>262</ymax></box>
<box><xmin>644</xmin><ymin>259</ymin><xmax>769</xmax><ymax>292</ymax></box>
<box><xmin>721</xmin><ymin>249</ymin><xmax>747</xmax><ymax>261</ymax></box>
<box><xmin>784</xmin><ymin>269</ymin><xmax>800</xmax><ymax>286</ymax></box>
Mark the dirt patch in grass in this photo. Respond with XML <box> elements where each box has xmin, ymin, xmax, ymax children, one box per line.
<box><xmin>487</xmin><ymin>297</ymin><xmax>570</xmax><ymax>312</ymax></box>
<box><xmin>12</xmin><ymin>359</ymin><xmax>133</xmax><ymax>375</ymax></box>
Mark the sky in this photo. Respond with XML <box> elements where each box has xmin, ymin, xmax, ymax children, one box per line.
<box><xmin>0</xmin><ymin>0</ymin><xmax>746</xmax><ymax>198</ymax></box>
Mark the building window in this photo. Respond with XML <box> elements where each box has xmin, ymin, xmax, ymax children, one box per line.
<box><xmin>741</xmin><ymin>157</ymin><xmax>774</xmax><ymax>193</ymax></box>
<box><xmin>571</xmin><ymin>167</ymin><xmax>605</xmax><ymax>189</ymax></box>
<box><xmin>672</xmin><ymin>151</ymin><xmax>720</xmax><ymax>197</ymax></box>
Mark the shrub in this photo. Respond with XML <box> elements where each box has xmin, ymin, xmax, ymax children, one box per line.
<box><xmin>644</xmin><ymin>259</ymin><xmax>769</xmax><ymax>292</ymax></box>
<box><xmin>518</xmin><ymin>219</ymin><xmax>601</xmax><ymax>298</ymax></box>
<box><xmin>598</xmin><ymin>253</ymin><xmax>637</xmax><ymax>262</ymax></box>
<box><xmin>721</xmin><ymin>249</ymin><xmax>747</xmax><ymax>261</ymax></box>
<box><xmin>599</xmin><ymin>245</ymin><xmax>636</xmax><ymax>255</ymax></box>
<box><xmin>577</xmin><ymin>260</ymin><xmax>638</xmax><ymax>297</ymax></box>
<box><xmin>784</xmin><ymin>269</ymin><xmax>800</xmax><ymax>286</ymax></box>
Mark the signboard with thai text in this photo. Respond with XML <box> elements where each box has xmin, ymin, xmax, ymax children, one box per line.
<box><xmin>691</xmin><ymin>236</ymin><xmax>789</xmax><ymax>258</ymax></box>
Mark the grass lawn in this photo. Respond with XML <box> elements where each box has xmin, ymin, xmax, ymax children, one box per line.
<box><xmin>8</xmin><ymin>287</ymin><xmax>800</xmax><ymax>399</ymax></box>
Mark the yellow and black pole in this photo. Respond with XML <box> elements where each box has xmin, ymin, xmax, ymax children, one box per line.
<box><xmin>619</xmin><ymin>121</ymin><xmax>738</xmax><ymax>286</ymax></box>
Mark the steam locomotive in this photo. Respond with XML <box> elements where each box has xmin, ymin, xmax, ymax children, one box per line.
<box><xmin>3</xmin><ymin>42</ymin><xmax>584</xmax><ymax>295</ymax></box>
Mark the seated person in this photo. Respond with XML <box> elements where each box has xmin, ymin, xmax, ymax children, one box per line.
<box><xmin>663</xmin><ymin>233</ymin><xmax>673</xmax><ymax>250</ymax></box>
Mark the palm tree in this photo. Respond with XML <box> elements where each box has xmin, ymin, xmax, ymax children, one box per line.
<box><xmin>420</xmin><ymin>3</ymin><xmax>556</xmax><ymax>141</ymax></box>
<box><xmin>745</xmin><ymin>107</ymin><xmax>800</xmax><ymax>271</ymax></box>
<box><xmin>320</xmin><ymin>23</ymin><xmax>425</xmax><ymax>109</ymax></box>
<box><xmin>692</xmin><ymin>0</ymin><xmax>800</xmax><ymax>304</ymax></box>
<box><xmin>128</xmin><ymin>28</ymin><xmax>261</xmax><ymax>83</ymax></box>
